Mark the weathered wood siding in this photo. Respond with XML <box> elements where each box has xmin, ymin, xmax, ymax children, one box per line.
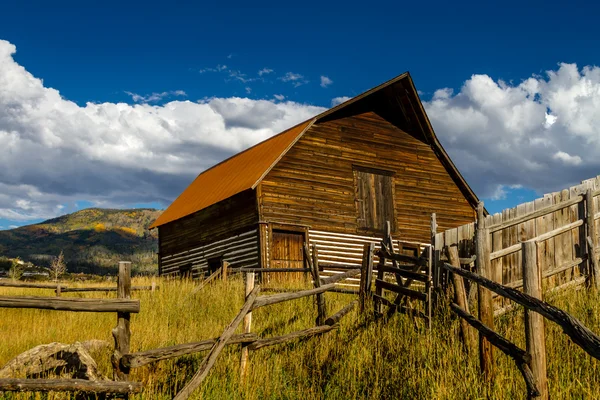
<box><xmin>158</xmin><ymin>190</ymin><xmax>259</xmax><ymax>277</ymax></box>
<box><xmin>258</xmin><ymin>111</ymin><xmax>476</xmax><ymax>243</ymax></box>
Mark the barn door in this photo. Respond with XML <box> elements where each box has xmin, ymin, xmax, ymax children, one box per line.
<box><xmin>269</xmin><ymin>230</ymin><xmax>305</xmax><ymax>282</ymax></box>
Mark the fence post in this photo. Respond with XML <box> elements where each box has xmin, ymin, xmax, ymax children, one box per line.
<box><xmin>55</xmin><ymin>284</ymin><xmax>61</xmax><ymax>297</ymax></box>
<box><xmin>112</xmin><ymin>261</ymin><xmax>132</xmax><ymax>381</ymax></box>
<box><xmin>221</xmin><ymin>260</ymin><xmax>229</xmax><ymax>283</ymax></box>
<box><xmin>522</xmin><ymin>240</ymin><xmax>548</xmax><ymax>399</ymax></box>
<box><xmin>475</xmin><ymin>202</ymin><xmax>495</xmax><ymax>382</ymax></box>
<box><xmin>448</xmin><ymin>246</ymin><xmax>476</xmax><ymax>354</ymax></box>
<box><xmin>240</xmin><ymin>272</ymin><xmax>255</xmax><ymax>379</ymax></box>
<box><xmin>308</xmin><ymin>245</ymin><xmax>326</xmax><ymax>326</ymax></box>
<box><xmin>359</xmin><ymin>243</ymin><xmax>374</xmax><ymax>313</ymax></box>
<box><xmin>585</xmin><ymin>189</ymin><xmax>600</xmax><ymax>290</ymax></box>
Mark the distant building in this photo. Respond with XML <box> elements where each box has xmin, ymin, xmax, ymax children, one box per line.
<box><xmin>150</xmin><ymin>73</ymin><xmax>479</xmax><ymax>278</ymax></box>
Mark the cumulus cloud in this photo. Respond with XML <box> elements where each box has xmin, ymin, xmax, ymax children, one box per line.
<box><xmin>0</xmin><ymin>40</ymin><xmax>325</xmax><ymax>222</ymax></box>
<box><xmin>425</xmin><ymin>63</ymin><xmax>600</xmax><ymax>198</ymax></box>
<box><xmin>273</xmin><ymin>94</ymin><xmax>285</xmax><ymax>101</ymax></box>
<box><xmin>331</xmin><ymin>96</ymin><xmax>352</xmax><ymax>106</ymax></box>
<box><xmin>320</xmin><ymin>76</ymin><xmax>333</xmax><ymax>88</ymax></box>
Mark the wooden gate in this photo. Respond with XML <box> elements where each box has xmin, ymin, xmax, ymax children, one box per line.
<box><xmin>269</xmin><ymin>230</ymin><xmax>306</xmax><ymax>282</ymax></box>
<box><xmin>373</xmin><ymin>222</ymin><xmax>433</xmax><ymax>327</ymax></box>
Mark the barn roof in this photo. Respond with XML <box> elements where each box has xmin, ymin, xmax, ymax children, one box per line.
<box><xmin>150</xmin><ymin>72</ymin><xmax>480</xmax><ymax>229</ymax></box>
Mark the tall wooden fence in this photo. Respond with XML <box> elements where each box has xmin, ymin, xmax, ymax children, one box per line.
<box><xmin>434</xmin><ymin>175</ymin><xmax>600</xmax><ymax>308</ymax></box>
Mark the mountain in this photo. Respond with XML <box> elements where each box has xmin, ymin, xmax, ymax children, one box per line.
<box><xmin>0</xmin><ymin>208</ymin><xmax>162</xmax><ymax>275</ymax></box>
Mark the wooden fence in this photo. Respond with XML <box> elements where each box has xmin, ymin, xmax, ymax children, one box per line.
<box><xmin>0</xmin><ymin>261</ymin><xmax>142</xmax><ymax>396</ymax></box>
<box><xmin>434</xmin><ymin>175</ymin><xmax>600</xmax><ymax>309</ymax></box>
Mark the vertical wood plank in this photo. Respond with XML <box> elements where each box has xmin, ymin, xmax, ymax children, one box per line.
<box><xmin>313</xmin><ymin>245</ymin><xmax>326</xmax><ymax>325</ymax></box>
<box><xmin>240</xmin><ymin>272</ymin><xmax>255</xmax><ymax>379</ymax></box>
<box><xmin>448</xmin><ymin>246</ymin><xmax>476</xmax><ymax>353</ymax></box>
<box><xmin>522</xmin><ymin>240</ymin><xmax>548</xmax><ymax>400</ymax></box>
<box><xmin>359</xmin><ymin>243</ymin><xmax>375</xmax><ymax>313</ymax></box>
<box><xmin>221</xmin><ymin>260</ymin><xmax>229</xmax><ymax>282</ymax></box>
<box><xmin>586</xmin><ymin>189</ymin><xmax>600</xmax><ymax>289</ymax></box>
<box><xmin>475</xmin><ymin>203</ymin><xmax>494</xmax><ymax>383</ymax></box>
<box><xmin>112</xmin><ymin>261</ymin><xmax>131</xmax><ymax>381</ymax></box>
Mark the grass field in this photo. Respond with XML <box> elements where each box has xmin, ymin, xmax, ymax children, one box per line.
<box><xmin>1</xmin><ymin>275</ymin><xmax>600</xmax><ymax>399</ymax></box>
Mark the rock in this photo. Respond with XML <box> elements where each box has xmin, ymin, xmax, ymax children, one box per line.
<box><xmin>0</xmin><ymin>342</ymin><xmax>106</xmax><ymax>380</ymax></box>
<box><xmin>80</xmin><ymin>339</ymin><xmax>111</xmax><ymax>353</ymax></box>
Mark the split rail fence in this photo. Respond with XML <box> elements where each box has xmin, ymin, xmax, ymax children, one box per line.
<box><xmin>0</xmin><ymin>261</ymin><xmax>142</xmax><ymax>396</ymax></box>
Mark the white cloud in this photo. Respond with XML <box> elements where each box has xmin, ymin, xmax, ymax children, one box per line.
<box><xmin>320</xmin><ymin>76</ymin><xmax>333</xmax><ymax>88</ymax></box>
<box><xmin>258</xmin><ymin>68</ymin><xmax>274</xmax><ymax>76</ymax></box>
<box><xmin>199</xmin><ymin>64</ymin><xmax>228</xmax><ymax>73</ymax></box>
<box><xmin>125</xmin><ymin>90</ymin><xmax>186</xmax><ymax>103</ymax></box>
<box><xmin>552</xmin><ymin>151</ymin><xmax>582</xmax><ymax>166</ymax></box>
<box><xmin>425</xmin><ymin>62</ymin><xmax>600</xmax><ymax>198</ymax></box>
<box><xmin>245</xmin><ymin>87</ymin><xmax>252</xmax><ymax>94</ymax></box>
<box><xmin>279</xmin><ymin>72</ymin><xmax>308</xmax><ymax>87</ymax></box>
<box><xmin>273</xmin><ymin>94</ymin><xmax>285</xmax><ymax>101</ymax></box>
<box><xmin>0</xmin><ymin>40</ymin><xmax>326</xmax><ymax>222</ymax></box>
<box><xmin>331</xmin><ymin>96</ymin><xmax>352</xmax><ymax>106</ymax></box>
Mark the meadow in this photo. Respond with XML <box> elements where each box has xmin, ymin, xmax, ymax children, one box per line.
<box><xmin>1</xmin><ymin>275</ymin><xmax>600</xmax><ymax>399</ymax></box>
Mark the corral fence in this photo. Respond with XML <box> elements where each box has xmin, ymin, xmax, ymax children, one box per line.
<box><xmin>432</xmin><ymin>175</ymin><xmax>600</xmax><ymax>399</ymax></box>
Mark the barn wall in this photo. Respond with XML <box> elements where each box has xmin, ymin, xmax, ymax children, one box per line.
<box><xmin>258</xmin><ymin>111</ymin><xmax>475</xmax><ymax>243</ymax></box>
<box><xmin>158</xmin><ymin>189</ymin><xmax>259</xmax><ymax>276</ymax></box>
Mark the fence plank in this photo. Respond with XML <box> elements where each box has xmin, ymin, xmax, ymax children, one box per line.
<box><xmin>522</xmin><ymin>240</ymin><xmax>548</xmax><ymax>399</ymax></box>
<box><xmin>448</xmin><ymin>246</ymin><xmax>476</xmax><ymax>354</ymax></box>
<box><xmin>476</xmin><ymin>202</ymin><xmax>495</xmax><ymax>382</ymax></box>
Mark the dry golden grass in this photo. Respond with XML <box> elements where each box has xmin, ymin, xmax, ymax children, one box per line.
<box><xmin>1</xmin><ymin>276</ymin><xmax>600</xmax><ymax>399</ymax></box>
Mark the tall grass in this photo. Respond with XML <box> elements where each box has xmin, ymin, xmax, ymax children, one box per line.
<box><xmin>1</xmin><ymin>276</ymin><xmax>600</xmax><ymax>399</ymax></box>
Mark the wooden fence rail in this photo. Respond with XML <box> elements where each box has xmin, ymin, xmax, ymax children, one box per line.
<box><xmin>0</xmin><ymin>261</ymin><xmax>142</xmax><ymax>396</ymax></box>
<box><xmin>0</xmin><ymin>297</ymin><xmax>139</xmax><ymax>313</ymax></box>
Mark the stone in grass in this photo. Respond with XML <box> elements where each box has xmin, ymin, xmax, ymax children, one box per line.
<box><xmin>0</xmin><ymin>341</ymin><xmax>106</xmax><ymax>380</ymax></box>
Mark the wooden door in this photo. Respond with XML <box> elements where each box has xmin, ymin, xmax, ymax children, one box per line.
<box><xmin>269</xmin><ymin>230</ymin><xmax>305</xmax><ymax>283</ymax></box>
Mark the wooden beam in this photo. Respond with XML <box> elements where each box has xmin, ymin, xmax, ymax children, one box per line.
<box><xmin>0</xmin><ymin>296</ymin><xmax>139</xmax><ymax>313</ymax></box>
<box><xmin>247</xmin><ymin>325</ymin><xmax>337</xmax><ymax>351</ymax></box>
<box><xmin>375</xmin><ymin>279</ymin><xmax>426</xmax><ymax>301</ymax></box>
<box><xmin>376</xmin><ymin>265</ymin><xmax>429</xmax><ymax>282</ymax></box>
<box><xmin>587</xmin><ymin>189</ymin><xmax>600</xmax><ymax>290</ymax></box>
<box><xmin>450</xmin><ymin>304</ymin><xmax>539</xmax><ymax>398</ymax></box>
<box><xmin>122</xmin><ymin>333</ymin><xmax>258</xmax><ymax>369</ymax></box>
<box><xmin>488</xmin><ymin>196</ymin><xmax>582</xmax><ymax>232</ymax></box>
<box><xmin>252</xmin><ymin>284</ymin><xmax>335</xmax><ymax>310</ymax></box>
<box><xmin>59</xmin><ymin>286</ymin><xmax>158</xmax><ymax>293</ymax></box>
<box><xmin>240</xmin><ymin>272</ymin><xmax>255</xmax><ymax>379</ymax></box>
<box><xmin>476</xmin><ymin>202</ymin><xmax>495</xmax><ymax>383</ymax></box>
<box><xmin>0</xmin><ymin>282</ymin><xmax>66</xmax><ymax>289</ymax></box>
<box><xmin>320</xmin><ymin>269</ymin><xmax>361</xmax><ymax>285</ymax></box>
<box><xmin>112</xmin><ymin>261</ymin><xmax>132</xmax><ymax>381</ymax></box>
<box><xmin>0</xmin><ymin>379</ymin><xmax>143</xmax><ymax>394</ymax></box>
<box><xmin>448</xmin><ymin>246</ymin><xmax>476</xmax><ymax>355</ymax></box>
<box><xmin>522</xmin><ymin>240</ymin><xmax>548</xmax><ymax>399</ymax></box>
<box><xmin>325</xmin><ymin>300</ymin><xmax>357</xmax><ymax>326</ymax></box>
<box><xmin>173</xmin><ymin>286</ymin><xmax>260</xmax><ymax>400</ymax></box>
<box><xmin>442</xmin><ymin>262</ymin><xmax>600</xmax><ymax>361</ymax></box>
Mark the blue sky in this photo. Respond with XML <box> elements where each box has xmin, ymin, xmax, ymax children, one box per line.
<box><xmin>1</xmin><ymin>0</ymin><xmax>600</xmax><ymax>229</ymax></box>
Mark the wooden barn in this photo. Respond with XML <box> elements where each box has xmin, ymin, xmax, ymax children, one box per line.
<box><xmin>150</xmin><ymin>72</ymin><xmax>480</xmax><ymax>278</ymax></box>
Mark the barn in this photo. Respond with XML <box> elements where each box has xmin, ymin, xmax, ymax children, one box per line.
<box><xmin>150</xmin><ymin>72</ymin><xmax>480</xmax><ymax>278</ymax></box>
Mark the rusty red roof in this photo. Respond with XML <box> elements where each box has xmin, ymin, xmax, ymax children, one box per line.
<box><xmin>150</xmin><ymin>119</ymin><xmax>314</xmax><ymax>228</ymax></box>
